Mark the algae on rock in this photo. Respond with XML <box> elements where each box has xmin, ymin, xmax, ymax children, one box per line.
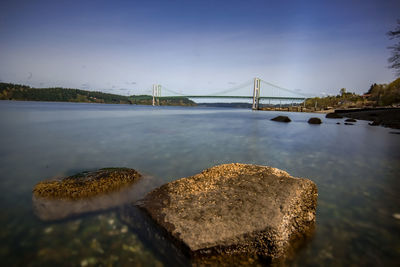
<box><xmin>33</xmin><ymin>168</ymin><xmax>141</xmax><ymax>200</ymax></box>
<box><xmin>126</xmin><ymin>163</ymin><xmax>318</xmax><ymax>261</ymax></box>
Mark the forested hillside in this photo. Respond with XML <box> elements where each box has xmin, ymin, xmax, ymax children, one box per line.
<box><xmin>0</xmin><ymin>83</ymin><xmax>196</xmax><ymax>106</ymax></box>
<box><xmin>304</xmin><ymin>78</ymin><xmax>400</xmax><ymax>109</ymax></box>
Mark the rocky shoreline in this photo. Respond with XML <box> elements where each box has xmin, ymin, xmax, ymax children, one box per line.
<box><xmin>266</xmin><ymin>107</ymin><xmax>400</xmax><ymax>130</ymax></box>
<box><xmin>335</xmin><ymin>108</ymin><xmax>400</xmax><ymax>129</ymax></box>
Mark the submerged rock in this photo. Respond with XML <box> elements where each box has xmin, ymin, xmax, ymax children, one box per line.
<box><xmin>326</xmin><ymin>113</ymin><xmax>343</xmax><ymax>119</ymax></box>
<box><xmin>33</xmin><ymin>168</ymin><xmax>141</xmax><ymax>199</ymax></box>
<box><xmin>32</xmin><ymin>168</ymin><xmax>153</xmax><ymax>221</ymax></box>
<box><xmin>133</xmin><ymin>163</ymin><xmax>318</xmax><ymax>260</ymax></box>
<box><xmin>271</xmin><ymin>116</ymin><xmax>291</xmax><ymax>122</ymax></box>
<box><xmin>344</xmin><ymin>122</ymin><xmax>354</xmax><ymax>125</ymax></box>
<box><xmin>308</xmin><ymin>117</ymin><xmax>322</xmax><ymax>124</ymax></box>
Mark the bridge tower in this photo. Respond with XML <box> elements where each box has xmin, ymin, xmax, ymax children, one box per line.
<box><xmin>152</xmin><ymin>84</ymin><xmax>161</xmax><ymax>106</ymax></box>
<box><xmin>157</xmin><ymin>85</ymin><xmax>161</xmax><ymax>105</ymax></box>
<box><xmin>252</xmin><ymin>77</ymin><xmax>261</xmax><ymax>110</ymax></box>
<box><xmin>152</xmin><ymin>84</ymin><xmax>156</xmax><ymax>106</ymax></box>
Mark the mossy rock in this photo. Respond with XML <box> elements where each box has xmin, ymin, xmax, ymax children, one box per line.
<box><xmin>326</xmin><ymin>113</ymin><xmax>343</xmax><ymax>119</ymax></box>
<box><xmin>128</xmin><ymin>163</ymin><xmax>318</xmax><ymax>261</ymax></box>
<box><xmin>33</xmin><ymin>168</ymin><xmax>141</xmax><ymax>200</ymax></box>
<box><xmin>271</xmin><ymin>116</ymin><xmax>291</xmax><ymax>122</ymax></box>
<box><xmin>308</xmin><ymin>117</ymin><xmax>322</xmax><ymax>124</ymax></box>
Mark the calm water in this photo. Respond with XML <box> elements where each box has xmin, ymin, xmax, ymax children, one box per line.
<box><xmin>0</xmin><ymin>101</ymin><xmax>399</xmax><ymax>266</ymax></box>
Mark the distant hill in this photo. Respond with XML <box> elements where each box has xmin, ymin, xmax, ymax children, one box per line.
<box><xmin>0</xmin><ymin>83</ymin><xmax>196</xmax><ymax>106</ymax></box>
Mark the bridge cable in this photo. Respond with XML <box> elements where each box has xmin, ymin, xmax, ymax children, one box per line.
<box><xmin>207</xmin><ymin>79</ymin><xmax>253</xmax><ymax>96</ymax></box>
<box><xmin>160</xmin><ymin>79</ymin><xmax>253</xmax><ymax>97</ymax></box>
<box><xmin>260</xmin><ymin>79</ymin><xmax>310</xmax><ymax>98</ymax></box>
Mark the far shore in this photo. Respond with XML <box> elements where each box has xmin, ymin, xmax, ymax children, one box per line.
<box><xmin>259</xmin><ymin>106</ymin><xmax>334</xmax><ymax>113</ymax></box>
<box><xmin>259</xmin><ymin>106</ymin><xmax>400</xmax><ymax>129</ymax></box>
<box><xmin>337</xmin><ymin>108</ymin><xmax>400</xmax><ymax>129</ymax></box>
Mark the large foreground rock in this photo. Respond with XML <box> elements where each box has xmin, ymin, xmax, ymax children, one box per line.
<box><xmin>136</xmin><ymin>163</ymin><xmax>318</xmax><ymax>260</ymax></box>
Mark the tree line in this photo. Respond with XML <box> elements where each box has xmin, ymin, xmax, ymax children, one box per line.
<box><xmin>0</xmin><ymin>83</ymin><xmax>195</xmax><ymax>106</ymax></box>
<box><xmin>305</xmin><ymin>77</ymin><xmax>400</xmax><ymax>109</ymax></box>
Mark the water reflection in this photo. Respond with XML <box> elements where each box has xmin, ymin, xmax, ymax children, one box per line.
<box><xmin>32</xmin><ymin>174</ymin><xmax>156</xmax><ymax>221</ymax></box>
<box><xmin>120</xmin><ymin>204</ymin><xmax>316</xmax><ymax>266</ymax></box>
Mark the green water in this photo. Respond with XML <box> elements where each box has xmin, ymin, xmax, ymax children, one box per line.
<box><xmin>0</xmin><ymin>101</ymin><xmax>399</xmax><ymax>266</ymax></box>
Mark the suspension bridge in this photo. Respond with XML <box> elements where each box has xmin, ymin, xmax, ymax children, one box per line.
<box><xmin>150</xmin><ymin>78</ymin><xmax>312</xmax><ymax>110</ymax></box>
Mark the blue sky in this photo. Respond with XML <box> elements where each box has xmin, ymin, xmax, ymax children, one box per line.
<box><xmin>0</xmin><ymin>0</ymin><xmax>399</xmax><ymax>97</ymax></box>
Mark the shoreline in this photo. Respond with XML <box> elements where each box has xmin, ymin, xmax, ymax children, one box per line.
<box><xmin>337</xmin><ymin>108</ymin><xmax>400</xmax><ymax>129</ymax></box>
<box><xmin>258</xmin><ymin>105</ymin><xmax>400</xmax><ymax>130</ymax></box>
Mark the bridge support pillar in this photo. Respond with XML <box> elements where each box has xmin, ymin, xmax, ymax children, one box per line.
<box><xmin>152</xmin><ymin>84</ymin><xmax>156</xmax><ymax>106</ymax></box>
<box><xmin>152</xmin><ymin>84</ymin><xmax>161</xmax><ymax>106</ymax></box>
<box><xmin>252</xmin><ymin>78</ymin><xmax>261</xmax><ymax>110</ymax></box>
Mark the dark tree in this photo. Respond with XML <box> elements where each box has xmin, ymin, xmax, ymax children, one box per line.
<box><xmin>366</xmin><ymin>83</ymin><xmax>377</xmax><ymax>94</ymax></box>
<box><xmin>387</xmin><ymin>20</ymin><xmax>400</xmax><ymax>77</ymax></box>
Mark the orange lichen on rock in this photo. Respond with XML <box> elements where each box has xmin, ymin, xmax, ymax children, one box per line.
<box><xmin>33</xmin><ymin>168</ymin><xmax>141</xmax><ymax>199</ymax></box>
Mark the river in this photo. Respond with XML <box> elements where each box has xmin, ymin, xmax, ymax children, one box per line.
<box><xmin>0</xmin><ymin>101</ymin><xmax>399</xmax><ymax>266</ymax></box>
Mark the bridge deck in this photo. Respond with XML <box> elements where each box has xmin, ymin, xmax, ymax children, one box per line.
<box><xmin>160</xmin><ymin>95</ymin><xmax>306</xmax><ymax>100</ymax></box>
